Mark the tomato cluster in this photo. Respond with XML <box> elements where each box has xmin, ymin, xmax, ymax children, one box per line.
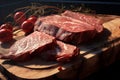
<box><xmin>14</xmin><ymin>11</ymin><xmax>37</xmax><ymax>34</ymax></box>
<box><xmin>0</xmin><ymin>11</ymin><xmax>37</xmax><ymax>43</ymax></box>
<box><xmin>0</xmin><ymin>23</ymin><xmax>13</xmax><ymax>42</ymax></box>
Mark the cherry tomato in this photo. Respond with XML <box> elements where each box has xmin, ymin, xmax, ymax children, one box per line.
<box><xmin>0</xmin><ymin>23</ymin><xmax>13</xmax><ymax>31</ymax></box>
<box><xmin>14</xmin><ymin>11</ymin><xmax>26</xmax><ymax>25</ymax></box>
<box><xmin>21</xmin><ymin>20</ymin><xmax>34</xmax><ymax>34</ymax></box>
<box><xmin>27</xmin><ymin>16</ymin><xmax>37</xmax><ymax>24</ymax></box>
<box><xmin>0</xmin><ymin>29</ymin><xmax>13</xmax><ymax>42</ymax></box>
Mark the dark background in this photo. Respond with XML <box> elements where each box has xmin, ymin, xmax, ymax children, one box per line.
<box><xmin>0</xmin><ymin>0</ymin><xmax>120</xmax><ymax>24</ymax></box>
<box><xmin>84</xmin><ymin>60</ymin><xmax>120</xmax><ymax>80</ymax></box>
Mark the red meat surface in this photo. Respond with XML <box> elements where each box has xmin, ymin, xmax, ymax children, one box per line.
<box><xmin>0</xmin><ymin>31</ymin><xmax>80</xmax><ymax>62</ymax></box>
<box><xmin>40</xmin><ymin>41</ymin><xmax>80</xmax><ymax>62</ymax></box>
<box><xmin>34</xmin><ymin>11</ymin><xmax>103</xmax><ymax>44</ymax></box>
<box><xmin>62</xmin><ymin>10</ymin><xmax>103</xmax><ymax>32</ymax></box>
<box><xmin>0</xmin><ymin>31</ymin><xmax>56</xmax><ymax>61</ymax></box>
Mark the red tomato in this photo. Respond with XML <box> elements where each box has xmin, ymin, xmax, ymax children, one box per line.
<box><xmin>0</xmin><ymin>29</ymin><xmax>13</xmax><ymax>42</ymax></box>
<box><xmin>0</xmin><ymin>23</ymin><xmax>13</xmax><ymax>31</ymax></box>
<box><xmin>14</xmin><ymin>11</ymin><xmax>26</xmax><ymax>25</ymax></box>
<box><xmin>21</xmin><ymin>20</ymin><xmax>34</xmax><ymax>33</ymax></box>
<box><xmin>27</xmin><ymin>16</ymin><xmax>37</xmax><ymax>24</ymax></box>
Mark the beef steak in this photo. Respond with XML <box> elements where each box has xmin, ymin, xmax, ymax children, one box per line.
<box><xmin>0</xmin><ymin>31</ymin><xmax>80</xmax><ymax>62</ymax></box>
<box><xmin>62</xmin><ymin>10</ymin><xmax>103</xmax><ymax>32</ymax></box>
<box><xmin>34</xmin><ymin>11</ymin><xmax>103</xmax><ymax>44</ymax></box>
<box><xmin>0</xmin><ymin>31</ymin><xmax>56</xmax><ymax>61</ymax></box>
<box><xmin>40</xmin><ymin>41</ymin><xmax>80</xmax><ymax>62</ymax></box>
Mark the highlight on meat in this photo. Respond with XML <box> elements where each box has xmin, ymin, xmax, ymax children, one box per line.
<box><xmin>0</xmin><ymin>10</ymin><xmax>103</xmax><ymax>62</ymax></box>
<box><xmin>34</xmin><ymin>10</ymin><xmax>103</xmax><ymax>44</ymax></box>
<box><xmin>0</xmin><ymin>31</ymin><xmax>80</xmax><ymax>62</ymax></box>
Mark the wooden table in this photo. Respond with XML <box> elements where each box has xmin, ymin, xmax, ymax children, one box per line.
<box><xmin>0</xmin><ymin>15</ymin><xmax>120</xmax><ymax>80</ymax></box>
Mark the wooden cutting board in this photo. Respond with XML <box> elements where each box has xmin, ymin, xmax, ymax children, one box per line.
<box><xmin>0</xmin><ymin>15</ymin><xmax>120</xmax><ymax>80</ymax></box>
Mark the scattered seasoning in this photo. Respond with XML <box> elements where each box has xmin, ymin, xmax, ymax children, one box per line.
<box><xmin>58</xmin><ymin>66</ymin><xmax>63</xmax><ymax>71</ymax></box>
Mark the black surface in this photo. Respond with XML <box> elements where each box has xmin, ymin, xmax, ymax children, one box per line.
<box><xmin>84</xmin><ymin>60</ymin><xmax>120</xmax><ymax>80</ymax></box>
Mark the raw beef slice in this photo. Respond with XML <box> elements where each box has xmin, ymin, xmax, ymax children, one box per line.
<box><xmin>0</xmin><ymin>31</ymin><xmax>56</xmax><ymax>61</ymax></box>
<box><xmin>0</xmin><ymin>31</ymin><xmax>80</xmax><ymax>62</ymax></box>
<box><xmin>62</xmin><ymin>10</ymin><xmax>103</xmax><ymax>32</ymax></box>
<box><xmin>34</xmin><ymin>13</ymin><xmax>103</xmax><ymax>44</ymax></box>
<box><xmin>40</xmin><ymin>41</ymin><xmax>80</xmax><ymax>62</ymax></box>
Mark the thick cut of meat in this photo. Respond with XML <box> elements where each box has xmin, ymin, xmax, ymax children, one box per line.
<box><xmin>39</xmin><ymin>41</ymin><xmax>80</xmax><ymax>62</ymax></box>
<box><xmin>62</xmin><ymin>10</ymin><xmax>103</xmax><ymax>32</ymax></box>
<box><xmin>0</xmin><ymin>31</ymin><xmax>56</xmax><ymax>61</ymax></box>
<box><xmin>34</xmin><ymin>13</ymin><xmax>102</xmax><ymax>44</ymax></box>
<box><xmin>0</xmin><ymin>31</ymin><xmax>80</xmax><ymax>62</ymax></box>
<box><xmin>35</xmin><ymin>15</ymin><xmax>95</xmax><ymax>32</ymax></box>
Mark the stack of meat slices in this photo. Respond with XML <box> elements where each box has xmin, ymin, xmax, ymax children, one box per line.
<box><xmin>0</xmin><ymin>10</ymin><xmax>103</xmax><ymax>62</ymax></box>
<box><xmin>34</xmin><ymin>10</ymin><xmax>103</xmax><ymax>44</ymax></box>
<box><xmin>0</xmin><ymin>31</ymin><xmax>80</xmax><ymax>62</ymax></box>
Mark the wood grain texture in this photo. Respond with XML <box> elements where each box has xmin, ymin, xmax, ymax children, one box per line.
<box><xmin>77</xmin><ymin>17</ymin><xmax>120</xmax><ymax>80</ymax></box>
<box><xmin>0</xmin><ymin>66</ymin><xmax>7</xmax><ymax>80</ymax></box>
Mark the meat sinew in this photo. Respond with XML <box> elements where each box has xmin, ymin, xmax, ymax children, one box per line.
<box><xmin>0</xmin><ymin>31</ymin><xmax>56</xmax><ymax>61</ymax></box>
<box><xmin>34</xmin><ymin>11</ymin><xmax>103</xmax><ymax>44</ymax></box>
<box><xmin>40</xmin><ymin>41</ymin><xmax>80</xmax><ymax>62</ymax></box>
<box><xmin>0</xmin><ymin>31</ymin><xmax>80</xmax><ymax>62</ymax></box>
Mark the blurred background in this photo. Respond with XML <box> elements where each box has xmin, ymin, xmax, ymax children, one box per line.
<box><xmin>0</xmin><ymin>0</ymin><xmax>120</xmax><ymax>24</ymax></box>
